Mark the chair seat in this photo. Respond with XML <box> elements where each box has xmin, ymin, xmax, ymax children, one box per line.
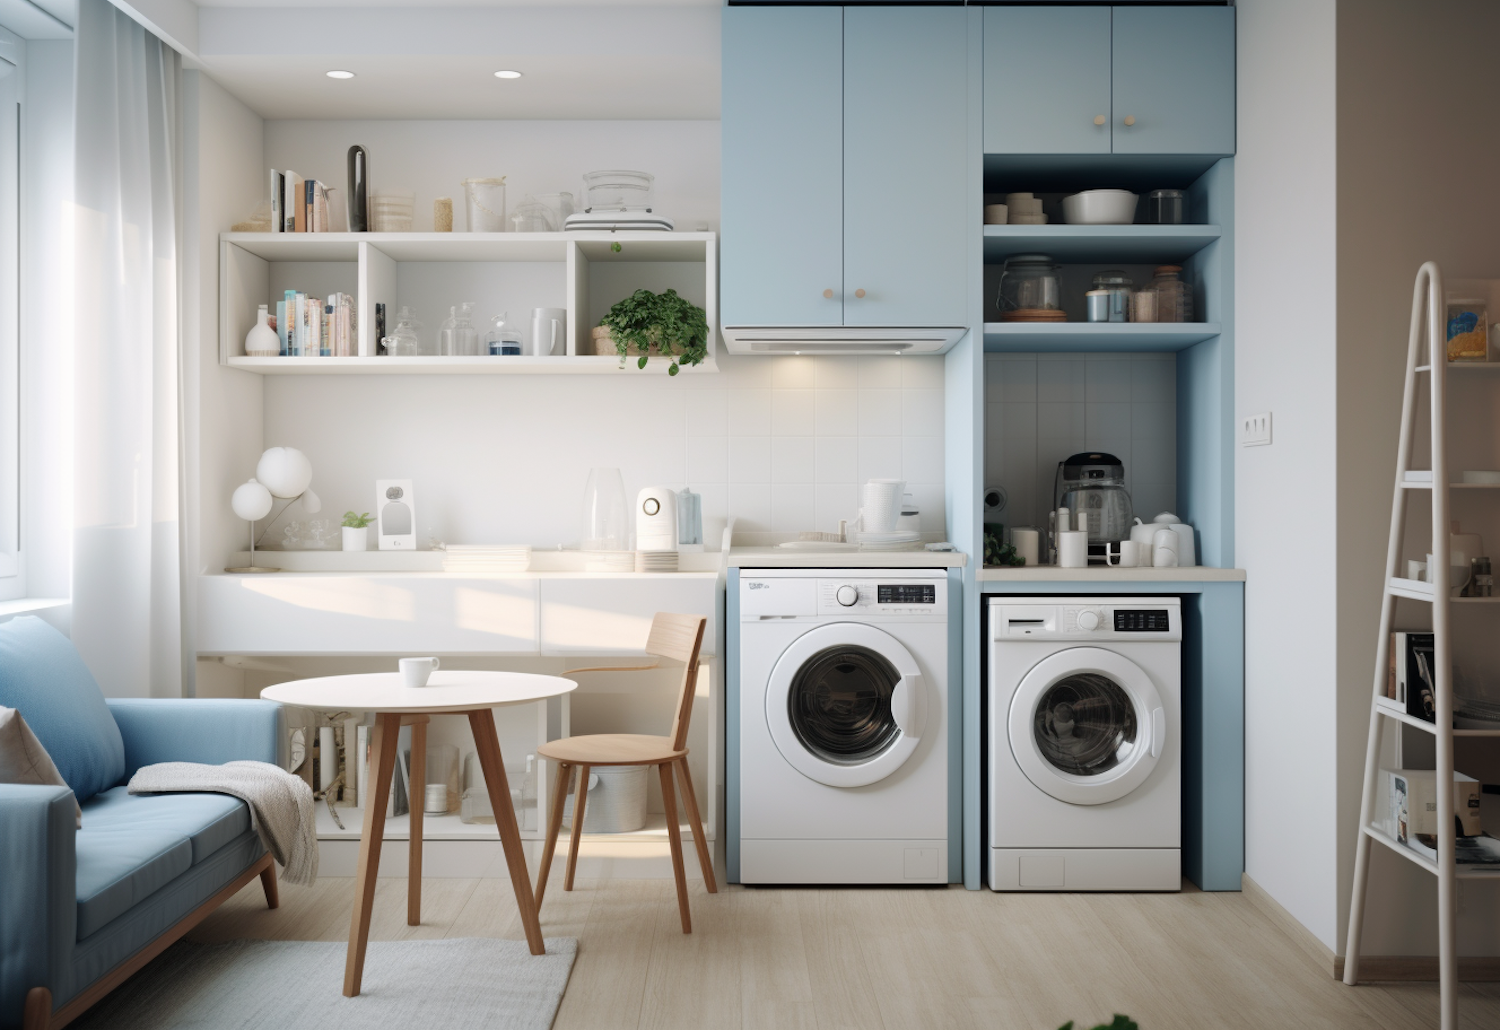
<box><xmin>537</xmin><ymin>733</ymin><xmax>686</xmax><ymax>766</ymax></box>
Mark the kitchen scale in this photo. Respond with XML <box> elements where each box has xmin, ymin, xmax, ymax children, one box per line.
<box><xmin>563</xmin><ymin>210</ymin><xmax>675</xmax><ymax>232</ymax></box>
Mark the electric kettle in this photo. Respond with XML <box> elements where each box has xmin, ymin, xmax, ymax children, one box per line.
<box><xmin>1053</xmin><ymin>452</ymin><xmax>1134</xmax><ymax>545</ymax></box>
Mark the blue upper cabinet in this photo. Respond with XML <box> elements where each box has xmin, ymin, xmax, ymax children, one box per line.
<box><xmin>1112</xmin><ymin>6</ymin><xmax>1235</xmax><ymax>156</ymax></box>
<box><xmin>843</xmin><ymin>6</ymin><xmax>967</xmax><ymax>327</ymax></box>
<box><xmin>983</xmin><ymin>5</ymin><xmax>1235</xmax><ymax>157</ymax></box>
<box><xmin>983</xmin><ymin>6</ymin><xmax>1112</xmax><ymax>155</ymax></box>
<box><xmin>721</xmin><ymin>6</ymin><xmax>844</xmax><ymax>327</ymax></box>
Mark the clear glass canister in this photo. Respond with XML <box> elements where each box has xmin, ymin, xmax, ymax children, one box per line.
<box><xmin>1146</xmin><ymin>189</ymin><xmax>1185</xmax><ymax>225</ymax></box>
<box><xmin>1149</xmin><ymin>265</ymin><xmax>1193</xmax><ymax>323</ymax></box>
<box><xmin>1090</xmin><ymin>270</ymin><xmax>1132</xmax><ymax>323</ymax></box>
<box><xmin>996</xmin><ymin>254</ymin><xmax>1062</xmax><ymax>320</ymax></box>
<box><xmin>382</xmin><ymin>305</ymin><xmax>422</xmax><ymax>355</ymax></box>
<box><xmin>485</xmin><ymin>312</ymin><xmax>523</xmax><ymax>355</ymax></box>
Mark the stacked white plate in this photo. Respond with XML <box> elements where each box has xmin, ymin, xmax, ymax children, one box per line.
<box><xmin>442</xmin><ymin>545</ymin><xmax>531</xmax><ymax>572</ymax></box>
<box><xmin>857</xmin><ymin>530</ymin><xmax>923</xmax><ymax>552</ymax></box>
<box><xmin>635</xmin><ymin>550</ymin><xmax>679</xmax><ymax>573</ymax></box>
<box><xmin>584</xmin><ymin>549</ymin><xmax>636</xmax><ymax>573</ymax></box>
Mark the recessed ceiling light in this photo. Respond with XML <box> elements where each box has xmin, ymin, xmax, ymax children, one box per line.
<box><xmin>494</xmin><ymin>70</ymin><xmax>523</xmax><ymax>79</ymax></box>
<box><xmin>326</xmin><ymin>70</ymin><xmax>355</xmax><ymax>79</ymax></box>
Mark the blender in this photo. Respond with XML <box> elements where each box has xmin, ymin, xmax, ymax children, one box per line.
<box><xmin>1053</xmin><ymin>452</ymin><xmax>1134</xmax><ymax>564</ymax></box>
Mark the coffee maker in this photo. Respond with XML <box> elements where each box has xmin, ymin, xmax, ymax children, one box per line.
<box><xmin>1053</xmin><ymin>452</ymin><xmax>1133</xmax><ymax>563</ymax></box>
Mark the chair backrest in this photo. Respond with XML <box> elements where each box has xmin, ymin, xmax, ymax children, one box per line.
<box><xmin>646</xmin><ymin>613</ymin><xmax>707</xmax><ymax>752</ymax></box>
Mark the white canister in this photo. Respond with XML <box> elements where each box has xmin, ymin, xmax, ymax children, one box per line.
<box><xmin>1168</xmin><ymin>522</ymin><xmax>1196</xmax><ymax>567</ymax></box>
<box><xmin>1011</xmin><ymin>527</ymin><xmax>1040</xmax><ymax>567</ymax></box>
<box><xmin>1152</xmin><ymin>529</ymin><xmax>1179</xmax><ymax>567</ymax></box>
<box><xmin>1058</xmin><ymin>530</ymin><xmax>1089</xmax><ymax>568</ymax></box>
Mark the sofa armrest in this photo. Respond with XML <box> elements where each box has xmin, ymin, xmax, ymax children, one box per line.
<box><xmin>106</xmin><ymin>699</ymin><xmax>282</xmax><ymax>780</ymax></box>
<box><xmin>0</xmin><ymin>785</ymin><xmax>76</xmax><ymax>1029</ymax></box>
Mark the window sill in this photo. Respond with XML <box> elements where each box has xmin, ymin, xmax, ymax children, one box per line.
<box><xmin>0</xmin><ymin>597</ymin><xmax>68</xmax><ymax>618</ymax></box>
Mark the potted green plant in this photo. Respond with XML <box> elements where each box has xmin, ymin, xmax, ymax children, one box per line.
<box><xmin>341</xmin><ymin>511</ymin><xmax>373</xmax><ymax>551</ymax></box>
<box><xmin>593</xmin><ymin>288</ymin><xmax>709</xmax><ymax>375</ymax></box>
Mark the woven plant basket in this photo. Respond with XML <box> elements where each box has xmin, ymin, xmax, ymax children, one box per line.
<box><xmin>590</xmin><ymin>325</ymin><xmax>662</xmax><ymax>357</ymax></box>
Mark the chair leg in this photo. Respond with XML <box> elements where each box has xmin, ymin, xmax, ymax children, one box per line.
<box><xmin>259</xmin><ymin>858</ymin><xmax>280</xmax><ymax>909</ymax></box>
<box><xmin>659</xmin><ymin>761</ymin><xmax>691</xmax><ymax>933</ymax></box>
<box><xmin>675</xmin><ymin>757</ymin><xmax>717</xmax><ymax>893</ymax></box>
<box><xmin>23</xmin><ymin>987</ymin><xmax>50</xmax><ymax>1030</ymax></box>
<box><xmin>535</xmin><ymin>760</ymin><xmax>572</xmax><ymax>909</ymax></box>
<box><xmin>564</xmin><ymin>763</ymin><xmax>591</xmax><ymax>892</ymax></box>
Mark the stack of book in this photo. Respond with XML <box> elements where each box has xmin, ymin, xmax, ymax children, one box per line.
<box><xmin>276</xmin><ymin>291</ymin><xmax>356</xmax><ymax>357</ymax></box>
<box><xmin>269</xmin><ymin>169</ymin><xmax>332</xmax><ymax>233</ymax></box>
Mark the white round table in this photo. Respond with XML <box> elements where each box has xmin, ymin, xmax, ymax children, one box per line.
<box><xmin>262</xmin><ymin>670</ymin><xmax>576</xmax><ymax>997</ymax></box>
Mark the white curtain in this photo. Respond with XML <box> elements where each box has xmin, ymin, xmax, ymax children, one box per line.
<box><xmin>71</xmin><ymin>0</ymin><xmax>188</xmax><ymax>698</ymax></box>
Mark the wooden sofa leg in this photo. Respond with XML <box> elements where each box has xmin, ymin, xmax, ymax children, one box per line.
<box><xmin>260</xmin><ymin>860</ymin><xmax>280</xmax><ymax>910</ymax></box>
<box><xmin>23</xmin><ymin>986</ymin><xmax>51</xmax><ymax>1030</ymax></box>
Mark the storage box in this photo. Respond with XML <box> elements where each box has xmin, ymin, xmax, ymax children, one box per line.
<box><xmin>1382</xmin><ymin>768</ymin><xmax>1482</xmax><ymax>844</ymax></box>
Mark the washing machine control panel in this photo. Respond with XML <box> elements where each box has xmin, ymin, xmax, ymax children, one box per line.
<box><xmin>816</xmin><ymin>578</ymin><xmax>947</xmax><ymax>616</ymax></box>
<box><xmin>989</xmin><ymin>598</ymin><xmax>1181</xmax><ymax>640</ymax></box>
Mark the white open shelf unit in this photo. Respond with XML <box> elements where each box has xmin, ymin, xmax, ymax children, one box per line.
<box><xmin>218</xmin><ymin>231</ymin><xmax>719</xmax><ymax>374</ymax></box>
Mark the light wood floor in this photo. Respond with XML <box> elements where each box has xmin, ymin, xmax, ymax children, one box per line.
<box><xmin>187</xmin><ymin>876</ymin><xmax>1500</xmax><ymax>1029</ymax></box>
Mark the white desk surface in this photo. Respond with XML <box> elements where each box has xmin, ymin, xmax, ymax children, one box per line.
<box><xmin>260</xmin><ymin>670</ymin><xmax>576</xmax><ymax>713</ymax></box>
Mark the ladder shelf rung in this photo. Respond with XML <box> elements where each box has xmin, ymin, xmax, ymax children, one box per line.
<box><xmin>1374</xmin><ymin>702</ymin><xmax>1500</xmax><ymax>737</ymax></box>
<box><xmin>1361</xmin><ymin>825</ymin><xmax>1500</xmax><ymax>879</ymax></box>
<box><xmin>1415</xmin><ymin>362</ymin><xmax>1500</xmax><ymax>373</ymax></box>
<box><xmin>1399</xmin><ymin>481</ymin><xmax>1500</xmax><ymax>490</ymax></box>
<box><xmin>1386</xmin><ymin>577</ymin><xmax>1500</xmax><ymax>602</ymax></box>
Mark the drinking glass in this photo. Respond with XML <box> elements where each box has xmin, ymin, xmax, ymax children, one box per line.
<box><xmin>582</xmin><ymin>468</ymin><xmax>629</xmax><ymax>550</ymax></box>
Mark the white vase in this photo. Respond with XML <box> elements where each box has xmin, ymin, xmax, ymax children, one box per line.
<box><xmin>245</xmin><ymin>304</ymin><xmax>280</xmax><ymax>356</ymax></box>
<box><xmin>342</xmin><ymin>526</ymin><xmax>368</xmax><ymax>551</ymax></box>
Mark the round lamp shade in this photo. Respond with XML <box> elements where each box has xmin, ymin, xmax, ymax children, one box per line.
<box><xmin>231</xmin><ymin>479</ymin><xmax>274</xmax><ymax>521</ymax></box>
<box><xmin>256</xmin><ymin>447</ymin><xmax>313</xmax><ymax>499</ymax></box>
<box><xmin>301</xmin><ymin>488</ymin><xmax>322</xmax><ymax>514</ymax></box>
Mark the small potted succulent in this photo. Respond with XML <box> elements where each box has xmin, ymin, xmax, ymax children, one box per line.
<box><xmin>592</xmin><ymin>287</ymin><xmax>709</xmax><ymax>375</ymax></box>
<box><xmin>342</xmin><ymin>511</ymin><xmax>373</xmax><ymax>551</ymax></box>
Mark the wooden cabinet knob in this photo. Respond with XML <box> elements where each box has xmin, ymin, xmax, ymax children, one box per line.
<box><xmin>1093</xmin><ymin>115</ymin><xmax>1106</xmax><ymax>126</ymax></box>
<box><xmin>1123</xmin><ymin>115</ymin><xmax>1136</xmax><ymax>127</ymax></box>
<box><xmin>854</xmin><ymin>289</ymin><xmax>866</xmax><ymax>299</ymax></box>
<box><xmin>823</xmin><ymin>288</ymin><xmax>834</xmax><ymax>299</ymax></box>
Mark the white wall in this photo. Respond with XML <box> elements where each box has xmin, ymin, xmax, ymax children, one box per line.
<box><xmin>251</xmin><ymin>119</ymin><xmax>946</xmax><ymax>554</ymax></box>
<box><xmin>1236</xmin><ymin>0</ymin><xmax>1341</xmax><ymax>951</ymax></box>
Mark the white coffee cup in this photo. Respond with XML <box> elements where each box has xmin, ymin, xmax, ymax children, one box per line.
<box><xmin>530</xmin><ymin>307</ymin><xmax>566</xmax><ymax>357</ymax></box>
<box><xmin>1011</xmin><ymin>527</ymin><xmax>1040</xmax><ymax>567</ymax></box>
<box><xmin>1152</xmin><ymin>529</ymin><xmax>1179</xmax><ymax>567</ymax></box>
<box><xmin>1106</xmin><ymin>540</ymin><xmax>1142</xmax><ymax>568</ymax></box>
<box><xmin>399</xmin><ymin>656</ymin><xmax>441</xmax><ymax>689</ymax></box>
<box><xmin>1058</xmin><ymin>530</ymin><xmax>1089</xmax><ymax>568</ymax></box>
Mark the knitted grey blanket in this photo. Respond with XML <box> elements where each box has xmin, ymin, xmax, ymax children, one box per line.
<box><xmin>128</xmin><ymin>760</ymin><xmax>318</xmax><ymax>885</ymax></box>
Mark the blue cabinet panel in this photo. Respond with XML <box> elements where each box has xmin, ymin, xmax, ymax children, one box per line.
<box><xmin>721</xmin><ymin>6</ymin><xmax>844</xmax><ymax>326</ymax></box>
<box><xmin>983</xmin><ymin>6</ymin><xmax>1112</xmax><ymax>155</ymax></box>
<box><xmin>1112</xmin><ymin>6</ymin><xmax>1235</xmax><ymax>156</ymax></box>
<box><xmin>843</xmin><ymin>5</ymin><xmax>968</xmax><ymax>327</ymax></box>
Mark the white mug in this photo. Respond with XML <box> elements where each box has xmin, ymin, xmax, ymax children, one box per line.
<box><xmin>1058</xmin><ymin>530</ymin><xmax>1089</xmax><ymax>568</ymax></box>
<box><xmin>1106</xmin><ymin>540</ymin><xmax>1142</xmax><ymax>568</ymax></box>
<box><xmin>530</xmin><ymin>307</ymin><xmax>566</xmax><ymax>356</ymax></box>
<box><xmin>399</xmin><ymin>656</ymin><xmax>441</xmax><ymax>689</ymax></box>
<box><xmin>1152</xmin><ymin>529</ymin><xmax>1179</xmax><ymax>568</ymax></box>
<box><xmin>1011</xmin><ymin>527</ymin><xmax>1040</xmax><ymax>567</ymax></box>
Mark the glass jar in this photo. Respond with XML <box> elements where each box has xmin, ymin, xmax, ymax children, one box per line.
<box><xmin>1089</xmin><ymin>270</ymin><xmax>1132</xmax><ymax>323</ymax></box>
<box><xmin>1149</xmin><ymin>265</ymin><xmax>1193</xmax><ymax>323</ymax></box>
<box><xmin>1146</xmin><ymin>189</ymin><xmax>1185</xmax><ymax>225</ymax></box>
<box><xmin>382</xmin><ymin>305</ymin><xmax>422</xmax><ymax>356</ymax></box>
<box><xmin>485</xmin><ymin>312</ymin><xmax>523</xmax><ymax>356</ymax></box>
<box><xmin>996</xmin><ymin>254</ymin><xmax>1063</xmax><ymax>321</ymax></box>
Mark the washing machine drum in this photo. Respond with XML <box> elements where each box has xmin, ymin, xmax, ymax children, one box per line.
<box><xmin>766</xmin><ymin>623</ymin><xmax>928</xmax><ymax>788</ymax></box>
<box><xmin>1009</xmin><ymin>647</ymin><xmax>1166</xmax><ymax>806</ymax></box>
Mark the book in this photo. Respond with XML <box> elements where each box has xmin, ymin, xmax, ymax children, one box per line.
<box><xmin>269</xmin><ymin>170</ymin><xmax>283</xmax><ymax>234</ymax></box>
<box><xmin>1392</xmin><ymin>631</ymin><xmax>1436</xmax><ymax>721</ymax></box>
<box><xmin>312</xmin><ymin>180</ymin><xmax>329</xmax><ymax>233</ymax></box>
<box><xmin>276</xmin><ymin>298</ymin><xmax>287</xmax><ymax>355</ymax></box>
<box><xmin>286</xmin><ymin>171</ymin><xmax>303</xmax><ymax>232</ymax></box>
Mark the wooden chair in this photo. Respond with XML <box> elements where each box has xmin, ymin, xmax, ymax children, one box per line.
<box><xmin>534</xmin><ymin>612</ymin><xmax>716</xmax><ymax>932</ymax></box>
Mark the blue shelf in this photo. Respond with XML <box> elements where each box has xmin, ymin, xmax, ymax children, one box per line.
<box><xmin>983</xmin><ymin>321</ymin><xmax>1222</xmax><ymax>352</ymax></box>
<box><xmin>983</xmin><ymin>224</ymin><xmax>1222</xmax><ymax>264</ymax></box>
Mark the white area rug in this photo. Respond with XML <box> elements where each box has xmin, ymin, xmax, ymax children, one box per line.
<box><xmin>71</xmin><ymin>937</ymin><xmax>578</xmax><ymax>1030</ymax></box>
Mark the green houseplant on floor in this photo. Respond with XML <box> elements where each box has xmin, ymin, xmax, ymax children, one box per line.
<box><xmin>594</xmin><ymin>288</ymin><xmax>709</xmax><ymax>375</ymax></box>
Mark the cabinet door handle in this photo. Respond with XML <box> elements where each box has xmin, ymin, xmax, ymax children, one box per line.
<box><xmin>823</xmin><ymin>288</ymin><xmax>834</xmax><ymax>299</ymax></box>
<box><xmin>1123</xmin><ymin>115</ymin><xmax>1136</xmax><ymax>127</ymax></box>
<box><xmin>1093</xmin><ymin>114</ymin><xmax>1106</xmax><ymax>126</ymax></box>
<box><xmin>854</xmin><ymin>289</ymin><xmax>866</xmax><ymax>299</ymax></box>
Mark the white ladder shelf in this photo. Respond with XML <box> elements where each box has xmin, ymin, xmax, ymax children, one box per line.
<box><xmin>1344</xmin><ymin>262</ymin><xmax>1500</xmax><ymax>1030</ymax></box>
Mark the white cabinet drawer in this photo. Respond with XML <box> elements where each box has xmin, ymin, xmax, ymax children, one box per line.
<box><xmin>540</xmin><ymin>576</ymin><xmax>719</xmax><ymax>656</ymax></box>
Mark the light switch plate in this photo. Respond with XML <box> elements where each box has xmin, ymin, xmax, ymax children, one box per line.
<box><xmin>1241</xmin><ymin>412</ymin><xmax>1272</xmax><ymax>447</ymax></box>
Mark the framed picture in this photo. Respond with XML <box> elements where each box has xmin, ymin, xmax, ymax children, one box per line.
<box><xmin>1445</xmin><ymin>299</ymin><xmax>1489</xmax><ymax>362</ymax></box>
<box><xmin>376</xmin><ymin>479</ymin><xmax>416</xmax><ymax>550</ymax></box>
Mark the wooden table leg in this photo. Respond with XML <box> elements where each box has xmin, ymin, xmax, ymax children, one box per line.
<box><xmin>468</xmin><ymin>709</ymin><xmax>546</xmax><ymax>955</ymax></box>
<box><xmin>344</xmin><ymin>711</ymin><xmax>400</xmax><ymax>997</ymax></box>
<box><xmin>407</xmin><ymin>717</ymin><xmax>426</xmax><ymax>926</ymax></box>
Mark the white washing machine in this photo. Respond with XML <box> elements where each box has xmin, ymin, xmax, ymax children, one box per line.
<box><xmin>987</xmin><ymin>597</ymin><xmax>1181</xmax><ymax>891</ymax></box>
<box><xmin>739</xmin><ymin>570</ymin><xmax>949</xmax><ymax>884</ymax></box>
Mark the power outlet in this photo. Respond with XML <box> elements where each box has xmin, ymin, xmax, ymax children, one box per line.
<box><xmin>1241</xmin><ymin>412</ymin><xmax>1272</xmax><ymax>447</ymax></box>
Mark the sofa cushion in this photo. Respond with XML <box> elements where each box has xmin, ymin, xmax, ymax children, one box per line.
<box><xmin>0</xmin><ymin>705</ymin><xmax>82</xmax><ymax>825</ymax></box>
<box><xmin>0</xmin><ymin>616</ymin><xmax>124</xmax><ymax>803</ymax></box>
<box><xmin>75</xmin><ymin>787</ymin><xmax>251</xmax><ymax>939</ymax></box>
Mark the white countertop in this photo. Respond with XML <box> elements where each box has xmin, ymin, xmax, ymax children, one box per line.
<box><xmin>977</xmin><ymin>566</ymin><xmax>1245</xmax><ymax>582</ymax></box>
<box><xmin>728</xmin><ymin>547</ymin><xmax>968</xmax><ymax>569</ymax></box>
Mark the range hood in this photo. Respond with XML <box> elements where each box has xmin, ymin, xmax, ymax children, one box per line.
<box><xmin>722</xmin><ymin>324</ymin><xmax>967</xmax><ymax>356</ymax></box>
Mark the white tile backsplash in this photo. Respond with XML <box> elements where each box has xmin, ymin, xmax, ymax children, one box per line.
<box><xmin>771</xmin><ymin>437</ymin><xmax>816</xmax><ymax>484</ymax></box>
<box><xmin>729</xmin><ymin>436</ymin><xmax>772</xmax><ymax>483</ymax></box>
<box><xmin>985</xmin><ymin>353</ymin><xmax>1175</xmax><ymax>534</ymax></box>
<box><xmin>771</xmin><ymin>389</ymin><xmax>816</xmax><ymax>436</ymax></box>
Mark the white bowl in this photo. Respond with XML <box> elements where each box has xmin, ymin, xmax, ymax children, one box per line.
<box><xmin>1062</xmin><ymin>190</ymin><xmax>1138</xmax><ymax>225</ymax></box>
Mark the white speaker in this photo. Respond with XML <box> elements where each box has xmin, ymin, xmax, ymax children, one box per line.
<box><xmin>635</xmin><ymin>486</ymin><xmax>679</xmax><ymax>551</ymax></box>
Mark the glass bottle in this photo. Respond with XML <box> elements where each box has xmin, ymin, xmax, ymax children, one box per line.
<box><xmin>1149</xmin><ymin>265</ymin><xmax>1193</xmax><ymax>323</ymax></box>
<box><xmin>383</xmin><ymin>305</ymin><xmax>422</xmax><ymax>356</ymax></box>
<box><xmin>453</xmin><ymin>301</ymin><xmax>479</xmax><ymax>356</ymax></box>
<box><xmin>436</xmin><ymin>306</ymin><xmax>457</xmax><ymax>356</ymax></box>
<box><xmin>485</xmin><ymin>311</ymin><xmax>523</xmax><ymax>356</ymax></box>
<box><xmin>677</xmin><ymin>486</ymin><xmax>703</xmax><ymax>548</ymax></box>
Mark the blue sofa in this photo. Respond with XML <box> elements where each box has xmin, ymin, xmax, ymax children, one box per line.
<box><xmin>0</xmin><ymin>617</ymin><xmax>282</xmax><ymax>1030</ymax></box>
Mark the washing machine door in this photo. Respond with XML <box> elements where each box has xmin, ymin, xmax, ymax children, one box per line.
<box><xmin>1008</xmin><ymin>647</ymin><xmax>1165</xmax><ymax>806</ymax></box>
<box><xmin>765</xmin><ymin>623</ymin><xmax>928</xmax><ymax>788</ymax></box>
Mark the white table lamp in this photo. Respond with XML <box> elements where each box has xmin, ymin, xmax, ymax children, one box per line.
<box><xmin>225</xmin><ymin>447</ymin><xmax>320</xmax><ymax>573</ymax></box>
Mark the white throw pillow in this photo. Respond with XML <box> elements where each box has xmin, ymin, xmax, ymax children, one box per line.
<box><xmin>0</xmin><ymin>705</ymin><xmax>82</xmax><ymax>827</ymax></box>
